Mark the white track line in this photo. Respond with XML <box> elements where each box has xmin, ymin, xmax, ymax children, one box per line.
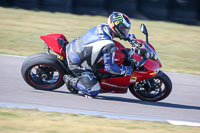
<box><xmin>167</xmin><ymin>120</ymin><xmax>200</xmax><ymax>127</ymax></box>
<box><xmin>0</xmin><ymin>102</ymin><xmax>200</xmax><ymax>127</ymax></box>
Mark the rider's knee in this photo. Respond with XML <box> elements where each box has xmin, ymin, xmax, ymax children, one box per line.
<box><xmin>88</xmin><ymin>83</ymin><xmax>101</xmax><ymax>96</ymax></box>
<box><xmin>77</xmin><ymin>79</ymin><xmax>101</xmax><ymax>96</ymax></box>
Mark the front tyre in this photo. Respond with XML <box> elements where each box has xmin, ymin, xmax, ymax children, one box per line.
<box><xmin>21</xmin><ymin>53</ymin><xmax>66</xmax><ymax>91</ymax></box>
<box><xmin>129</xmin><ymin>71</ymin><xmax>172</xmax><ymax>102</ymax></box>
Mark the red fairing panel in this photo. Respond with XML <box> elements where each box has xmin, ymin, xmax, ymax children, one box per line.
<box><xmin>100</xmin><ymin>76</ymin><xmax>131</xmax><ymax>93</ymax></box>
<box><xmin>99</xmin><ymin>41</ymin><xmax>131</xmax><ymax>93</ymax></box>
<box><xmin>98</xmin><ymin>40</ymin><xmax>126</xmax><ymax>74</ymax></box>
<box><xmin>133</xmin><ymin>54</ymin><xmax>160</xmax><ymax>72</ymax></box>
<box><xmin>132</xmin><ymin>71</ymin><xmax>158</xmax><ymax>82</ymax></box>
<box><xmin>144</xmin><ymin>60</ymin><xmax>161</xmax><ymax>72</ymax></box>
<box><xmin>113</xmin><ymin>40</ymin><xmax>126</xmax><ymax>65</ymax></box>
<box><xmin>40</xmin><ymin>34</ymin><xmax>68</xmax><ymax>58</ymax></box>
<box><xmin>98</xmin><ymin>40</ymin><xmax>126</xmax><ymax>73</ymax></box>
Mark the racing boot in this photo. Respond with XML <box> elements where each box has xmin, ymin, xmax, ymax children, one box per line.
<box><xmin>63</xmin><ymin>75</ymin><xmax>79</xmax><ymax>94</ymax></box>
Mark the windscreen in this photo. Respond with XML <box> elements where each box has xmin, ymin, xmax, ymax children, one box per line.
<box><xmin>143</xmin><ymin>42</ymin><xmax>160</xmax><ymax>61</ymax></box>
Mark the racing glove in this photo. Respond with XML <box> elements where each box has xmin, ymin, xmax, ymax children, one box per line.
<box><xmin>126</xmin><ymin>34</ymin><xmax>136</xmax><ymax>42</ymax></box>
<box><xmin>127</xmin><ymin>34</ymin><xmax>143</xmax><ymax>47</ymax></box>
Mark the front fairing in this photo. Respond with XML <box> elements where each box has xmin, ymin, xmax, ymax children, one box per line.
<box><xmin>143</xmin><ymin>42</ymin><xmax>162</xmax><ymax>68</ymax></box>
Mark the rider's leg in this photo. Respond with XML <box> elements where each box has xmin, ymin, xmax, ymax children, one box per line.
<box><xmin>64</xmin><ymin>56</ymin><xmax>100</xmax><ymax>97</ymax></box>
<box><xmin>76</xmin><ymin>72</ymin><xmax>101</xmax><ymax>97</ymax></box>
<box><xmin>63</xmin><ymin>71</ymin><xmax>100</xmax><ymax>97</ymax></box>
<box><xmin>64</xmin><ymin>42</ymin><xmax>101</xmax><ymax>97</ymax></box>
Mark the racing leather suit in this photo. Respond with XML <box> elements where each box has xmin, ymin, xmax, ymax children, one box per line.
<box><xmin>65</xmin><ymin>24</ymin><xmax>132</xmax><ymax>97</ymax></box>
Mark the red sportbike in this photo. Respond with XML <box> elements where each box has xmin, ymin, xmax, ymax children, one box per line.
<box><xmin>21</xmin><ymin>24</ymin><xmax>172</xmax><ymax>102</ymax></box>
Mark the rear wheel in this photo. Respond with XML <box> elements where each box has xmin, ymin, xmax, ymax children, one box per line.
<box><xmin>129</xmin><ymin>71</ymin><xmax>172</xmax><ymax>102</ymax></box>
<box><xmin>21</xmin><ymin>53</ymin><xmax>66</xmax><ymax>91</ymax></box>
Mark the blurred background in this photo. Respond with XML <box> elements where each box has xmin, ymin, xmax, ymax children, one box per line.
<box><xmin>0</xmin><ymin>0</ymin><xmax>200</xmax><ymax>74</ymax></box>
<box><xmin>0</xmin><ymin>0</ymin><xmax>199</xmax><ymax>25</ymax></box>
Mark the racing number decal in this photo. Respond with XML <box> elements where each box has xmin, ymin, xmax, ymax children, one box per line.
<box><xmin>130</xmin><ymin>76</ymin><xmax>137</xmax><ymax>83</ymax></box>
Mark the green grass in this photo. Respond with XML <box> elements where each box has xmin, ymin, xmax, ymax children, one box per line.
<box><xmin>0</xmin><ymin>7</ymin><xmax>200</xmax><ymax>74</ymax></box>
<box><xmin>0</xmin><ymin>107</ymin><xmax>199</xmax><ymax>133</ymax></box>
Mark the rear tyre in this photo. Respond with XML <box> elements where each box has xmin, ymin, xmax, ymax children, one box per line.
<box><xmin>21</xmin><ymin>53</ymin><xmax>66</xmax><ymax>91</ymax></box>
<box><xmin>129</xmin><ymin>71</ymin><xmax>172</xmax><ymax>102</ymax></box>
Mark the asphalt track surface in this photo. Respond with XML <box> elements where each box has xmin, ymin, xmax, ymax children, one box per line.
<box><xmin>0</xmin><ymin>54</ymin><xmax>200</xmax><ymax>123</ymax></box>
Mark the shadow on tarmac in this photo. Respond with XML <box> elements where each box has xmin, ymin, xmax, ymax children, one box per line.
<box><xmin>98</xmin><ymin>95</ymin><xmax>200</xmax><ymax>110</ymax></box>
<box><xmin>51</xmin><ymin>90</ymin><xmax>200</xmax><ymax>110</ymax></box>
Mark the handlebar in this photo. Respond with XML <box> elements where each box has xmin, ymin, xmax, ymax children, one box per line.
<box><xmin>128</xmin><ymin>40</ymin><xmax>148</xmax><ymax>69</ymax></box>
<box><xmin>129</xmin><ymin>39</ymin><xmax>143</xmax><ymax>48</ymax></box>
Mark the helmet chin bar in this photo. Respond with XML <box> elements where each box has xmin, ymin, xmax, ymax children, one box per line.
<box><xmin>114</xmin><ymin>26</ymin><xmax>125</xmax><ymax>39</ymax></box>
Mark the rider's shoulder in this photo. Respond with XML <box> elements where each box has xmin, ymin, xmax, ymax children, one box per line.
<box><xmin>98</xmin><ymin>23</ymin><xmax>110</xmax><ymax>30</ymax></box>
<box><xmin>97</xmin><ymin>23</ymin><xmax>113</xmax><ymax>40</ymax></box>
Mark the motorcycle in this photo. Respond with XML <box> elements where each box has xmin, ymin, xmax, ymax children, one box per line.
<box><xmin>21</xmin><ymin>24</ymin><xmax>172</xmax><ymax>102</ymax></box>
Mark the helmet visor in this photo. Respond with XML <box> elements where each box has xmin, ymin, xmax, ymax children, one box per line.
<box><xmin>118</xmin><ymin>23</ymin><xmax>130</xmax><ymax>37</ymax></box>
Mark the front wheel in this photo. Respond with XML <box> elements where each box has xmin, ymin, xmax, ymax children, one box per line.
<box><xmin>129</xmin><ymin>71</ymin><xmax>172</xmax><ymax>102</ymax></box>
<box><xmin>21</xmin><ymin>53</ymin><xmax>66</xmax><ymax>91</ymax></box>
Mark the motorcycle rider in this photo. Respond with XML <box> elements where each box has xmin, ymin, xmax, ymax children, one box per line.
<box><xmin>64</xmin><ymin>12</ymin><xmax>152</xmax><ymax>98</ymax></box>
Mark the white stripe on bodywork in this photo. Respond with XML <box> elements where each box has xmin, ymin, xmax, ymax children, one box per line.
<box><xmin>102</xmin><ymin>82</ymin><xmax>128</xmax><ymax>89</ymax></box>
<box><xmin>83</xmin><ymin>40</ymin><xmax>114</xmax><ymax>65</ymax></box>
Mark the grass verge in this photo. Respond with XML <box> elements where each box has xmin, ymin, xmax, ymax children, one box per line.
<box><xmin>0</xmin><ymin>7</ymin><xmax>200</xmax><ymax>74</ymax></box>
<box><xmin>0</xmin><ymin>107</ymin><xmax>199</xmax><ymax>133</ymax></box>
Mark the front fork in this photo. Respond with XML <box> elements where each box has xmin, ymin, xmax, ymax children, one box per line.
<box><xmin>143</xmin><ymin>70</ymin><xmax>162</xmax><ymax>92</ymax></box>
<box><xmin>141</xmin><ymin>70</ymin><xmax>160</xmax><ymax>91</ymax></box>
